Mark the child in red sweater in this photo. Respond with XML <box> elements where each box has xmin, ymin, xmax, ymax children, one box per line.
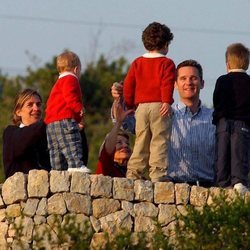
<box><xmin>124</xmin><ymin>22</ymin><xmax>175</xmax><ymax>182</ymax></box>
<box><xmin>45</xmin><ymin>51</ymin><xmax>91</xmax><ymax>173</ymax></box>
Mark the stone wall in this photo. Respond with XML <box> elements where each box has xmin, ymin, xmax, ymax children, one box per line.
<box><xmin>0</xmin><ymin>170</ymin><xmax>247</xmax><ymax>249</ymax></box>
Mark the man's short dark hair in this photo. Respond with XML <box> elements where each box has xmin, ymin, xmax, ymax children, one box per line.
<box><xmin>176</xmin><ymin>59</ymin><xmax>203</xmax><ymax>81</ymax></box>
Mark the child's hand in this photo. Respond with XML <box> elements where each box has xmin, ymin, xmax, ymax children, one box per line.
<box><xmin>78</xmin><ymin>121</ymin><xmax>84</xmax><ymax>130</ymax></box>
<box><xmin>160</xmin><ymin>102</ymin><xmax>171</xmax><ymax>117</ymax></box>
<box><xmin>80</xmin><ymin>108</ymin><xmax>85</xmax><ymax>117</ymax></box>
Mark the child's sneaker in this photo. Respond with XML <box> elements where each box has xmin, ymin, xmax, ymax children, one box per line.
<box><xmin>68</xmin><ymin>166</ymin><xmax>91</xmax><ymax>174</ymax></box>
<box><xmin>233</xmin><ymin>183</ymin><xmax>249</xmax><ymax>195</ymax></box>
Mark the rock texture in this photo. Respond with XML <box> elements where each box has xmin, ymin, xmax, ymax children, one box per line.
<box><xmin>0</xmin><ymin>170</ymin><xmax>249</xmax><ymax>249</ymax></box>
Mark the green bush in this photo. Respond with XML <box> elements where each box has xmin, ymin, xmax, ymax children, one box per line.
<box><xmin>175</xmin><ymin>192</ymin><xmax>250</xmax><ymax>250</ymax></box>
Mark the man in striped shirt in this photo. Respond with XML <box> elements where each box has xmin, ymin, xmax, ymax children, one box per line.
<box><xmin>111</xmin><ymin>59</ymin><xmax>216</xmax><ymax>187</ymax></box>
<box><xmin>167</xmin><ymin>60</ymin><xmax>215</xmax><ymax>187</ymax></box>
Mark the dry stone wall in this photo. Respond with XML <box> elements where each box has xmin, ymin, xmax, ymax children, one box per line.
<box><xmin>0</xmin><ymin>170</ymin><xmax>248</xmax><ymax>249</ymax></box>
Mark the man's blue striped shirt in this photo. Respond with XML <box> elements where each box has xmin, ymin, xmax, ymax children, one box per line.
<box><xmin>167</xmin><ymin>102</ymin><xmax>216</xmax><ymax>182</ymax></box>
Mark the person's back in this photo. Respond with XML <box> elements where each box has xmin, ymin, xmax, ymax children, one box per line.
<box><xmin>213</xmin><ymin>43</ymin><xmax>250</xmax><ymax>193</ymax></box>
<box><xmin>123</xmin><ymin>22</ymin><xmax>175</xmax><ymax>182</ymax></box>
<box><xmin>45</xmin><ymin>51</ymin><xmax>91</xmax><ymax>173</ymax></box>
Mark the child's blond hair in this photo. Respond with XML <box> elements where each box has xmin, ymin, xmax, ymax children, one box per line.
<box><xmin>226</xmin><ymin>43</ymin><xmax>249</xmax><ymax>70</ymax></box>
<box><xmin>56</xmin><ymin>51</ymin><xmax>81</xmax><ymax>73</ymax></box>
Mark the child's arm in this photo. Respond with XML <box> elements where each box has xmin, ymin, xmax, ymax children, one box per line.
<box><xmin>161</xmin><ymin>60</ymin><xmax>176</xmax><ymax>104</ymax></box>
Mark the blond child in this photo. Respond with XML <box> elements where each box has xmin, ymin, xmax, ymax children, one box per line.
<box><xmin>213</xmin><ymin>43</ymin><xmax>250</xmax><ymax>193</ymax></box>
<box><xmin>45</xmin><ymin>51</ymin><xmax>91</xmax><ymax>173</ymax></box>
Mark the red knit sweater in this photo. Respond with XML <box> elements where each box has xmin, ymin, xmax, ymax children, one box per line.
<box><xmin>123</xmin><ymin>55</ymin><xmax>175</xmax><ymax>108</ymax></box>
<box><xmin>45</xmin><ymin>73</ymin><xmax>83</xmax><ymax>124</ymax></box>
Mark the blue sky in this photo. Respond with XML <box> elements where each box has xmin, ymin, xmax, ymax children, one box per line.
<box><xmin>1</xmin><ymin>0</ymin><xmax>250</xmax><ymax>106</ymax></box>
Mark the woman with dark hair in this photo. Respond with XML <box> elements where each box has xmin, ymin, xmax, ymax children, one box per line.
<box><xmin>96</xmin><ymin>101</ymin><xmax>132</xmax><ymax>177</ymax></box>
<box><xmin>2</xmin><ymin>89</ymin><xmax>51</xmax><ymax>179</ymax></box>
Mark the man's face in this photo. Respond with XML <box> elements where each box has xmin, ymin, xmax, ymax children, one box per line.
<box><xmin>114</xmin><ymin>135</ymin><xmax>131</xmax><ymax>162</ymax></box>
<box><xmin>175</xmin><ymin>66</ymin><xmax>204</xmax><ymax>101</ymax></box>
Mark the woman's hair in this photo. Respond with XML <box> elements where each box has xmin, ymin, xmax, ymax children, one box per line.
<box><xmin>56</xmin><ymin>51</ymin><xmax>81</xmax><ymax>73</ymax></box>
<box><xmin>12</xmin><ymin>89</ymin><xmax>42</xmax><ymax>126</ymax></box>
<box><xmin>117</xmin><ymin>130</ymin><xmax>129</xmax><ymax>141</ymax></box>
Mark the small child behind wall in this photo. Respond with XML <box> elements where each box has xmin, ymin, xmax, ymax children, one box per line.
<box><xmin>123</xmin><ymin>22</ymin><xmax>176</xmax><ymax>182</ymax></box>
<box><xmin>213</xmin><ymin>43</ymin><xmax>250</xmax><ymax>194</ymax></box>
<box><xmin>45</xmin><ymin>51</ymin><xmax>91</xmax><ymax>173</ymax></box>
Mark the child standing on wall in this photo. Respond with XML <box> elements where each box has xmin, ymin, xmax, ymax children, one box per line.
<box><xmin>45</xmin><ymin>51</ymin><xmax>91</xmax><ymax>173</ymax></box>
<box><xmin>213</xmin><ymin>43</ymin><xmax>250</xmax><ymax>194</ymax></box>
<box><xmin>123</xmin><ymin>22</ymin><xmax>175</xmax><ymax>182</ymax></box>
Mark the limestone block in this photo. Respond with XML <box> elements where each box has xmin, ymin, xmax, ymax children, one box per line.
<box><xmin>154</xmin><ymin>182</ymin><xmax>175</xmax><ymax>204</ymax></box>
<box><xmin>245</xmin><ymin>191</ymin><xmax>250</xmax><ymax>203</ymax></box>
<box><xmin>70</xmin><ymin>172</ymin><xmax>90</xmax><ymax>194</ymax></box>
<box><xmin>0</xmin><ymin>240</ymin><xmax>7</xmax><ymax>250</ymax></box>
<box><xmin>99</xmin><ymin>210</ymin><xmax>132</xmax><ymax>235</ymax></box>
<box><xmin>33</xmin><ymin>223</ymin><xmax>58</xmax><ymax>249</ymax></box>
<box><xmin>162</xmin><ymin>220</ymin><xmax>177</xmax><ymax>237</ymax></box>
<box><xmin>134</xmin><ymin>202</ymin><xmax>158</xmax><ymax>217</ymax></box>
<box><xmin>33</xmin><ymin>215</ymin><xmax>46</xmax><ymax>225</ymax></box>
<box><xmin>28</xmin><ymin>170</ymin><xmax>49</xmax><ymax>198</ymax></box>
<box><xmin>190</xmin><ymin>186</ymin><xmax>209</xmax><ymax>206</ymax></box>
<box><xmin>2</xmin><ymin>172</ymin><xmax>27</xmax><ymax>205</ymax></box>
<box><xmin>36</xmin><ymin>198</ymin><xmax>47</xmax><ymax>216</ymax></box>
<box><xmin>90</xmin><ymin>232</ymin><xmax>108</xmax><ymax>250</ymax></box>
<box><xmin>134</xmin><ymin>216</ymin><xmax>157</xmax><ymax>232</ymax></box>
<box><xmin>14</xmin><ymin>216</ymin><xmax>34</xmax><ymax>243</ymax></box>
<box><xmin>121</xmin><ymin>200</ymin><xmax>135</xmax><ymax>217</ymax></box>
<box><xmin>92</xmin><ymin>198</ymin><xmax>120</xmax><ymax>218</ymax></box>
<box><xmin>90</xmin><ymin>175</ymin><xmax>112</xmax><ymax>198</ymax></box>
<box><xmin>46</xmin><ymin>214</ymin><xmax>63</xmax><ymax>236</ymax></box>
<box><xmin>62</xmin><ymin>214</ymin><xmax>92</xmax><ymax>234</ymax></box>
<box><xmin>6</xmin><ymin>204</ymin><xmax>21</xmax><ymax>218</ymax></box>
<box><xmin>48</xmin><ymin>193</ymin><xmax>67</xmax><ymax>215</ymax></box>
<box><xmin>207</xmin><ymin>187</ymin><xmax>223</xmax><ymax>205</ymax></box>
<box><xmin>0</xmin><ymin>209</ymin><xmax>6</xmax><ymax>222</ymax></box>
<box><xmin>23</xmin><ymin>198</ymin><xmax>39</xmax><ymax>217</ymax></box>
<box><xmin>10</xmin><ymin>240</ymin><xmax>30</xmax><ymax>250</ymax></box>
<box><xmin>175</xmin><ymin>183</ymin><xmax>190</xmax><ymax>205</ymax></box>
<box><xmin>0</xmin><ymin>222</ymin><xmax>8</xmax><ymax>242</ymax></box>
<box><xmin>113</xmin><ymin>177</ymin><xmax>134</xmax><ymax>201</ymax></box>
<box><xmin>63</xmin><ymin>192</ymin><xmax>92</xmax><ymax>216</ymax></box>
<box><xmin>225</xmin><ymin>189</ymin><xmax>239</xmax><ymax>203</ymax></box>
<box><xmin>134</xmin><ymin>180</ymin><xmax>153</xmax><ymax>202</ymax></box>
<box><xmin>176</xmin><ymin>205</ymin><xmax>188</xmax><ymax>216</ymax></box>
<box><xmin>46</xmin><ymin>214</ymin><xmax>63</xmax><ymax>229</ymax></box>
<box><xmin>50</xmin><ymin>170</ymin><xmax>70</xmax><ymax>193</ymax></box>
<box><xmin>0</xmin><ymin>195</ymin><xmax>5</xmax><ymax>209</ymax></box>
<box><xmin>158</xmin><ymin>204</ymin><xmax>178</xmax><ymax>226</ymax></box>
<box><xmin>90</xmin><ymin>216</ymin><xmax>101</xmax><ymax>233</ymax></box>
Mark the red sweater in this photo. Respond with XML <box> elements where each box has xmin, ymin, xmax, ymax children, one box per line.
<box><xmin>96</xmin><ymin>142</ymin><xmax>127</xmax><ymax>178</ymax></box>
<box><xmin>123</xmin><ymin>55</ymin><xmax>175</xmax><ymax>108</ymax></box>
<box><xmin>45</xmin><ymin>73</ymin><xmax>83</xmax><ymax>124</ymax></box>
